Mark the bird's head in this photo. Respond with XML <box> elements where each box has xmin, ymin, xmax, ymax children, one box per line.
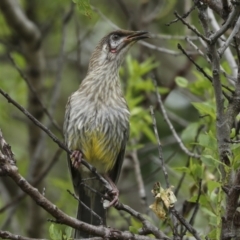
<box><xmin>88</xmin><ymin>30</ymin><xmax>149</xmax><ymax>73</ymax></box>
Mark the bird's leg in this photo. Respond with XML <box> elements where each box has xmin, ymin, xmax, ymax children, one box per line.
<box><xmin>71</xmin><ymin>150</ymin><xmax>83</xmax><ymax>169</ymax></box>
<box><xmin>104</xmin><ymin>175</ymin><xmax>119</xmax><ymax>207</ymax></box>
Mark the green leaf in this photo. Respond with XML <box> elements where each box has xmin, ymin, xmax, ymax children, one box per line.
<box><xmin>64</xmin><ymin>227</ymin><xmax>72</xmax><ymax>240</ymax></box>
<box><xmin>181</xmin><ymin>122</ymin><xmax>199</xmax><ymax>144</ymax></box>
<box><xmin>231</xmin><ymin>143</ymin><xmax>240</xmax><ymax>169</ymax></box>
<box><xmin>207</xmin><ymin>228</ymin><xmax>217</xmax><ymax>240</ymax></box>
<box><xmin>175</xmin><ymin>76</ymin><xmax>188</xmax><ymax>88</ymax></box>
<box><xmin>49</xmin><ymin>224</ymin><xmax>62</xmax><ymax>240</ymax></box>
<box><xmin>158</xmin><ymin>86</ymin><xmax>169</xmax><ymax>94</ymax></box>
<box><xmin>189</xmin><ymin>195</ymin><xmax>209</xmax><ymax>208</ymax></box>
<box><xmin>129</xmin><ymin>226</ymin><xmax>138</xmax><ymax>233</ymax></box>
<box><xmin>207</xmin><ymin>180</ymin><xmax>221</xmax><ymax>194</ymax></box>
<box><xmin>10</xmin><ymin>52</ymin><xmax>26</xmax><ymax>68</ymax></box>
<box><xmin>192</xmin><ymin>102</ymin><xmax>215</xmax><ymax>118</ymax></box>
<box><xmin>190</xmin><ymin>164</ymin><xmax>203</xmax><ymax>179</ymax></box>
<box><xmin>198</xmin><ymin>133</ymin><xmax>217</xmax><ymax>151</ymax></box>
<box><xmin>201</xmin><ymin>154</ymin><xmax>220</xmax><ymax>167</ymax></box>
<box><xmin>201</xmin><ymin>207</ymin><xmax>217</xmax><ymax>218</ymax></box>
<box><xmin>129</xmin><ymin>217</ymin><xmax>142</xmax><ymax>233</ymax></box>
<box><xmin>73</xmin><ymin>0</ymin><xmax>92</xmax><ymax>18</ymax></box>
<box><xmin>141</xmin><ymin>125</ymin><xmax>156</xmax><ymax>143</ymax></box>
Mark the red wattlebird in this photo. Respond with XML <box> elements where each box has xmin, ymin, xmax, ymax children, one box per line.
<box><xmin>63</xmin><ymin>30</ymin><xmax>149</xmax><ymax>238</ymax></box>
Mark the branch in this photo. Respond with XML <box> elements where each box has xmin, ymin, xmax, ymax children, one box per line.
<box><xmin>0</xmin><ymin>231</ymin><xmax>47</xmax><ymax>240</ymax></box>
<box><xmin>174</xmin><ymin>11</ymin><xmax>209</xmax><ymax>42</ymax></box>
<box><xmin>0</xmin><ymin>88</ymin><xmax>112</xmax><ymax>192</ymax></box>
<box><xmin>130</xmin><ymin>142</ymin><xmax>148</xmax><ymax>210</ymax></box>
<box><xmin>8</xmin><ymin>54</ymin><xmax>62</xmax><ymax>133</ymax></box>
<box><xmin>0</xmin><ymin>89</ymin><xmax>170</xmax><ymax>239</ymax></box>
<box><xmin>150</xmin><ymin>106</ymin><xmax>170</xmax><ymax>188</ymax></box>
<box><xmin>178</xmin><ymin>43</ymin><xmax>234</xmax><ymax>94</ymax></box>
<box><xmin>151</xmin><ymin>78</ymin><xmax>201</xmax><ymax>159</ymax></box>
<box><xmin>139</xmin><ymin>40</ymin><xmax>197</xmax><ymax>56</ymax></box>
<box><xmin>170</xmin><ymin>208</ymin><xmax>202</xmax><ymax>240</ymax></box>
<box><xmin>199</xmin><ymin>0</ymin><xmax>225</xmax><ymax>18</ymax></box>
<box><xmin>0</xmin><ymin>149</ymin><xmax>62</xmax><ymax>213</ymax></box>
<box><xmin>208</xmin><ymin>8</ymin><xmax>238</xmax><ymax>80</ymax></box>
<box><xmin>209</xmin><ymin>3</ymin><xmax>240</xmax><ymax>43</ymax></box>
<box><xmin>218</xmin><ymin>15</ymin><xmax>240</xmax><ymax>57</ymax></box>
<box><xmin>116</xmin><ymin>203</ymin><xmax>170</xmax><ymax>239</ymax></box>
<box><xmin>0</xmin><ymin>131</ymin><xmax>168</xmax><ymax>240</ymax></box>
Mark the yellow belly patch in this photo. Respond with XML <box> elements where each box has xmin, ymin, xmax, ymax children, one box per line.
<box><xmin>81</xmin><ymin>132</ymin><xmax>119</xmax><ymax>173</ymax></box>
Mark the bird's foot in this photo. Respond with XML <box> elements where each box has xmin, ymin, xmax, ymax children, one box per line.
<box><xmin>103</xmin><ymin>189</ymin><xmax>119</xmax><ymax>209</ymax></box>
<box><xmin>70</xmin><ymin>150</ymin><xmax>83</xmax><ymax>169</ymax></box>
<box><xmin>103</xmin><ymin>175</ymin><xmax>119</xmax><ymax>208</ymax></box>
<box><xmin>107</xmin><ymin>188</ymin><xmax>119</xmax><ymax>207</ymax></box>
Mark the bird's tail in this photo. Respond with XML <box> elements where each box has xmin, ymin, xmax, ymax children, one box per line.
<box><xmin>74</xmin><ymin>179</ymin><xmax>106</xmax><ymax>238</ymax></box>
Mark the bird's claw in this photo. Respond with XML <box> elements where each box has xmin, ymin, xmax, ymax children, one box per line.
<box><xmin>71</xmin><ymin>150</ymin><xmax>83</xmax><ymax>169</ymax></box>
<box><xmin>105</xmin><ymin>189</ymin><xmax>119</xmax><ymax>208</ymax></box>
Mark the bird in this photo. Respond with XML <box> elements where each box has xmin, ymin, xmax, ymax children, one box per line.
<box><xmin>63</xmin><ymin>29</ymin><xmax>149</xmax><ymax>238</ymax></box>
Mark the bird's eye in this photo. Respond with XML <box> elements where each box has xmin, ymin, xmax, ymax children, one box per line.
<box><xmin>112</xmin><ymin>34</ymin><xmax>120</xmax><ymax>41</ymax></box>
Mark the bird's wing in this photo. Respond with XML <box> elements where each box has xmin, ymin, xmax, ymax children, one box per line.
<box><xmin>63</xmin><ymin>96</ymin><xmax>71</xmax><ymax>141</ymax></box>
<box><xmin>109</xmin><ymin>126</ymin><xmax>129</xmax><ymax>184</ymax></box>
<box><xmin>63</xmin><ymin>96</ymin><xmax>82</xmax><ymax>194</ymax></box>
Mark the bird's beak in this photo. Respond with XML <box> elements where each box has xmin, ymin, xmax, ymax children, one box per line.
<box><xmin>124</xmin><ymin>31</ymin><xmax>149</xmax><ymax>43</ymax></box>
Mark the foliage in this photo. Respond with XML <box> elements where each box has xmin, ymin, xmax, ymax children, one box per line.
<box><xmin>121</xmin><ymin>55</ymin><xmax>159</xmax><ymax>145</ymax></box>
<box><xmin>72</xmin><ymin>0</ymin><xmax>92</xmax><ymax>18</ymax></box>
<box><xmin>49</xmin><ymin>224</ymin><xmax>72</xmax><ymax>240</ymax></box>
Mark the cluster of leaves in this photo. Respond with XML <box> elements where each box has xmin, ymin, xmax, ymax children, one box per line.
<box><xmin>121</xmin><ymin>55</ymin><xmax>169</xmax><ymax>148</ymax></box>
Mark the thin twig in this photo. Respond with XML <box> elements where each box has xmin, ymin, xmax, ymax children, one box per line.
<box><xmin>131</xmin><ymin>141</ymin><xmax>148</xmax><ymax>211</ymax></box>
<box><xmin>218</xmin><ymin>16</ymin><xmax>240</xmax><ymax>57</ymax></box>
<box><xmin>175</xmin><ymin>125</ymin><xmax>205</xmax><ymax>197</ymax></box>
<box><xmin>178</xmin><ymin>43</ymin><xmax>235</xmax><ymax>93</ymax></box>
<box><xmin>0</xmin><ymin>88</ymin><xmax>111</xmax><ymax>191</ymax></box>
<box><xmin>139</xmin><ymin>40</ymin><xmax>197</xmax><ymax>56</ymax></box>
<box><xmin>151</xmin><ymin>78</ymin><xmax>201</xmax><ymax>159</ymax></box>
<box><xmin>170</xmin><ymin>208</ymin><xmax>202</xmax><ymax>240</ymax></box>
<box><xmin>67</xmin><ymin>189</ymin><xmax>103</xmax><ymax>224</ymax></box>
<box><xmin>166</xmin><ymin>4</ymin><xmax>196</xmax><ymax>26</ymax></box>
<box><xmin>181</xmin><ymin>180</ymin><xmax>202</xmax><ymax>237</ymax></box>
<box><xmin>0</xmin><ymin>159</ymin><xmax>159</xmax><ymax>240</ymax></box>
<box><xmin>174</xmin><ymin>11</ymin><xmax>209</xmax><ymax>42</ymax></box>
<box><xmin>0</xmin><ymin>131</ymin><xmax>168</xmax><ymax>239</ymax></box>
<box><xmin>150</xmin><ymin>106</ymin><xmax>170</xmax><ymax>188</ymax></box>
<box><xmin>209</xmin><ymin>4</ymin><xmax>240</xmax><ymax>43</ymax></box>
<box><xmin>189</xmin><ymin>180</ymin><xmax>202</xmax><ymax>226</ymax></box>
<box><xmin>153</xmin><ymin>33</ymin><xmax>199</xmax><ymax>40</ymax></box>
<box><xmin>208</xmin><ymin>8</ymin><xmax>238</xmax><ymax>81</ymax></box>
<box><xmin>116</xmin><ymin>203</ymin><xmax>170</xmax><ymax>239</ymax></box>
<box><xmin>7</xmin><ymin>54</ymin><xmax>62</xmax><ymax>134</ymax></box>
<box><xmin>28</xmin><ymin>3</ymin><xmax>74</xmax><ymax>184</ymax></box>
<box><xmin>186</xmin><ymin>36</ymin><xmax>237</xmax><ymax>83</ymax></box>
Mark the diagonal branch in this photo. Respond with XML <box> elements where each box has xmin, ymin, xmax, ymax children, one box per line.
<box><xmin>0</xmin><ymin>87</ymin><xmax>112</xmax><ymax>192</ymax></box>
<box><xmin>152</xmin><ymin>78</ymin><xmax>201</xmax><ymax>159</ymax></box>
<box><xmin>0</xmin><ymin>131</ymin><xmax>169</xmax><ymax>240</ymax></box>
